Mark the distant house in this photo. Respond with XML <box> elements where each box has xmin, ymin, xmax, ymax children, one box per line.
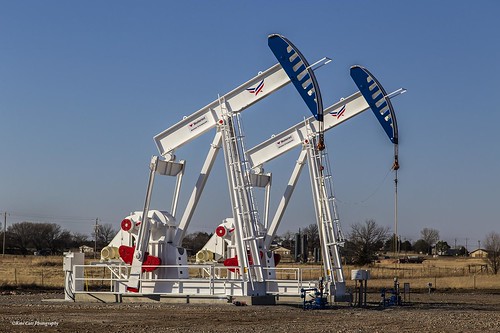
<box><xmin>273</xmin><ymin>246</ymin><xmax>291</xmax><ymax>256</ymax></box>
<box><xmin>470</xmin><ymin>248</ymin><xmax>488</xmax><ymax>258</ymax></box>
<box><xmin>79</xmin><ymin>245</ymin><xmax>94</xmax><ymax>253</ymax></box>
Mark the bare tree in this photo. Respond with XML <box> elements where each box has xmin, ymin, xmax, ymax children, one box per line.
<box><xmin>484</xmin><ymin>231</ymin><xmax>500</xmax><ymax>275</ymax></box>
<box><xmin>182</xmin><ymin>232</ymin><xmax>211</xmax><ymax>255</ymax></box>
<box><xmin>33</xmin><ymin>223</ymin><xmax>64</xmax><ymax>253</ymax></box>
<box><xmin>349</xmin><ymin>219</ymin><xmax>389</xmax><ymax>265</ymax></box>
<box><xmin>421</xmin><ymin>228</ymin><xmax>439</xmax><ymax>245</ymax></box>
<box><xmin>420</xmin><ymin>228</ymin><xmax>440</xmax><ymax>254</ymax></box>
<box><xmin>93</xmin><ymin>224</ymin><xmax>117</xmax><ymax>248</ymax></box>
<box><xmin>44</xmin><ymin>223</ymin><xmax>63</xmax><ymax>250</ymax></box>
<box><xmin>54</xmin><ymin>230</ymin><xmax>73</xmax><ymax>252</ymax></box>
<box><xmin>279</xmin><ymin>231</ymin><xmax>295</xmax><ymax>250</ymax></box>
<box><xmin>29</xmin><ymin>223</ymin><xmax>52</xmax><ymax>251</ymax></box>
<box><xmin>6</xmin><ymin>222</ymin><xmax>80</xmax><ymax>254</ymax></box>
<box><xmin>6</xmin><ymin>222</ymin><xmax>32</xmax><ymax>255</ymax></box>
<box><xmin>71</xmin><ymin>232</ymin><xmax>89</xmax><ymax>247</ymax></box>
<box><xmin>303</xmin><ymin>223</ymin><xmax>320</xmax><ymax>256</ymax></box>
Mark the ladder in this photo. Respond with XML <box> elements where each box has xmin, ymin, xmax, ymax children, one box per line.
<box><xmin>218</xmin><ymin>97</ymin><xmax>264</xmax><ymax>285</ymax></box>
<box><xmin>305</xmin><ymin>129</ymin><xmax>346</xmax><ymax>296</ymax></box>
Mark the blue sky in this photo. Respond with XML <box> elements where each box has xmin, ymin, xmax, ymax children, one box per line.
<box><xmin>1</xmin><ymin>1</ymin><xmax>498</xmax><ymax>249</ymax></box>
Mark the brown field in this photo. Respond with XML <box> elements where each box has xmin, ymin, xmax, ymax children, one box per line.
<box><xmin>0</xmin><ymin>290</ymin><xmax>499</xmax><ymax>332</ymax></box>
<box><xmin>0</xmin><ymin>255</ymin><xmax>498</xmax><ymax>291</ymax></box>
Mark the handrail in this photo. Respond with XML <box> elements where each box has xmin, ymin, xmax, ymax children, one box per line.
<box><xmin>72</xmin><ymin>263</ymin><xmax>314</xmax><ymax>296</ymax></box>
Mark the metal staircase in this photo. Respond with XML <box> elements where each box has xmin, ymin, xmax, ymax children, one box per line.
<box><xmin>218</xmin><ymin>97</ymin><xmax>264</xmax><ymax>286</ymax></box>
<box><xmin>304</xmin><ymin>131</ymin><xmax>346</xmax><ymax>297</ymax></box>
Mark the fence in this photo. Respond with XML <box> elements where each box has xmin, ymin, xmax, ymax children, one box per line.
<box><xmin>345</xmin><ymin>264</ymin><xmax>490</xmax><ymax>279</ymax></box>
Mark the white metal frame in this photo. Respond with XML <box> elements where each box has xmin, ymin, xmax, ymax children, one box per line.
<box><xmin>125</xmin><ymin>58</ymin><xmax>331</xmax><ymax>295</ymax></box>
<box><xmin>244</xmin><ymin>88</ymin><xmax>406</xmax><ymax>298</ymax></box>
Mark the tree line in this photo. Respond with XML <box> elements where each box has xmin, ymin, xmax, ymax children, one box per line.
<box><xmin>2</xmin><ymin>219</ymin><xmax>499</xmax><ymax>275</ymax></box>
<box><xmin>0</xmin><ymin>221</ymin><xmax>116</xmax><ymax>255</ymax></box>
<box><xmin>0</xmin><ymin>220</ymin><xmax>211</xmax><ymax>256</ymax></box>
<box><xmin>274</xmin><ymin>220</ymin><xmax>500</xmax><ymax>274</ymax></box>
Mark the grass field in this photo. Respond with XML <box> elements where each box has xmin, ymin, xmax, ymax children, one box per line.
<box><xmin>0</xmin><ymin>255</ymin><xmax>498</xmax><ymax>291</ymax></box>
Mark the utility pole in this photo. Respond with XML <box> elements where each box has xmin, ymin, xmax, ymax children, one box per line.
<box><xmin>2</xmin><ymin>212</ymin><xmax>6</xmax><ymax>257</ymax></box>
<box><xmin>94</xmin><ymin>218</ymin><xmax>99</xmax><ymax>259</ymax></box>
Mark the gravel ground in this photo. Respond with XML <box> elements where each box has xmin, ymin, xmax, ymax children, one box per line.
<box><xmin>0</xmin><ymin>291</ymin><xmax>499</xmax><ymax>332</ymax></box>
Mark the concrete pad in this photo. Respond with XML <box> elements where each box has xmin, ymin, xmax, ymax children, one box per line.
<box><xmin>231</xmin><ymin>295</ymin><xmax>276</xmax><ymax>305</ymax></box>
<box><xmin>160</xmin><ymin>295</ymin><xmax>229</xmax><ymax>304</ymax></box>
<box><xmin>74</xmin><ymin>293</ymin><xmax>121</xmax><ymax>303</ymax></box>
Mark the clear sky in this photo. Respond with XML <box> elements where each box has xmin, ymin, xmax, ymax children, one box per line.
<box><xmin>1</xmin><ymin>1</ymin><xmax>499</xmax><ymax>250</ymax></box>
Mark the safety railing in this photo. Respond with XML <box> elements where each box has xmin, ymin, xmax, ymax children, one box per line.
<box><xmin>70</xmin><ymin>263</ymin><xmax>317</xmax><ymax>296</ymax></box>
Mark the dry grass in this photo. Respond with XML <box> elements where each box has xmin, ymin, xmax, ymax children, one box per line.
<box><xmin>0</xmin><ymin>255</ymin><xmax>498</xmax><ymax>291</ymax></box>
<box><xmin>344</xmin><ymin>257</ymin><xmax>500</xmax><ymax>291</ymax></box>
<box><xmin>263</xmin><ymin>256</ymin><xmax>499</xmax><ymax>291</ymax></box>
<box><xmin>0</xmin><ymin>255</ymin><xmax>63</xmax><ymax>288</ymax></box>
<box><xmin>357</xmin><ymin>275</ymin><xmax>500</xmax><ymax>291</ymax></box>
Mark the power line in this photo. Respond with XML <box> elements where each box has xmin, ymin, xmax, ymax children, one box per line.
<box><xmin>0</xmin><ymin>210</ymin><xmax>120</xmax><ymax>240</ymax></box>
<box><xmin>7</xmin><ymin>211</ymin><xmax>98</xmax><ymax>222</ymax></box>
<box><xmin>336</xmin><ymin>167</ymin><xmax>393</xmax><ymax>206</ymax></box>
<box><xmin>2</xmin><ymin>211</ymin><xmax>117</xmax><ymax>226</ymax></box>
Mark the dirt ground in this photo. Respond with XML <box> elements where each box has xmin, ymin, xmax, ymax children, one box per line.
<box><xmin>0</xmin><ymin>291</ymin><xmax>499</xmax><ymax>333</ymax></box>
